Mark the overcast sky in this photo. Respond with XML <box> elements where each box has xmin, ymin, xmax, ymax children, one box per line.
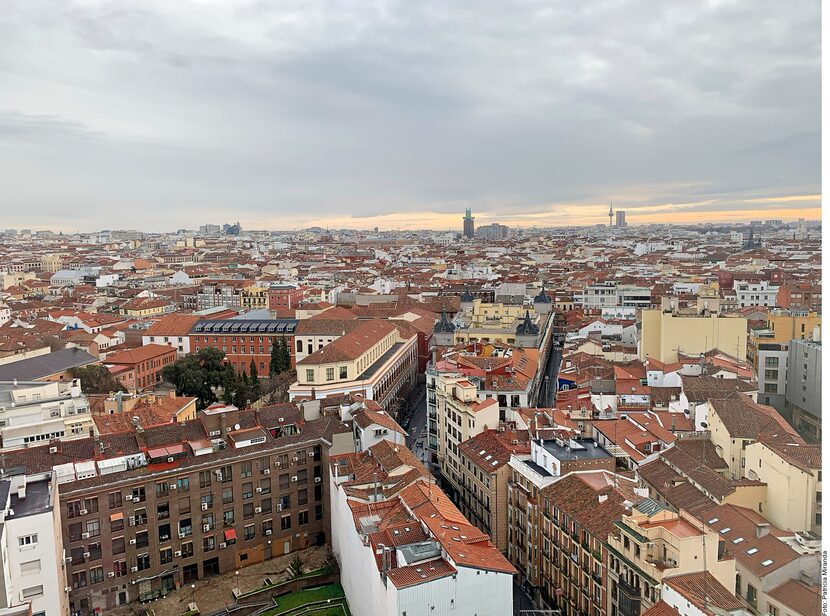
<box><xmin>0</xmin><ymin>0</ymin><xmax>820</xmax><ymax>231</ymax></box>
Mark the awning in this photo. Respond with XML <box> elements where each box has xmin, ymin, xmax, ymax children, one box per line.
<box><xmin>110</xmin><ymin>512</ymin><xmax>124</xmax><ymax>522</ymax></box>
<box><xmin>224</xmin><ymin>529</ymin><xmax>237</xmax><ymax>542</ymax></box>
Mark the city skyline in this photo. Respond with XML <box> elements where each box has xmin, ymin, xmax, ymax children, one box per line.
<box><xmin>0</xmin><ymin>1</ymin><xmax>820</xmax><ymax>231</ymax></box>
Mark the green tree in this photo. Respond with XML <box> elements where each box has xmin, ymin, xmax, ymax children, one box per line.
<box><xmin>161</xmin><ymin>347</ymin><xmax>231</xmax><ymax>409</ymax></box>
<box><xmin>268</xmin><ymin>338</ymin><xmax>283</xmax><ymax>379</ymax></box>
<box><xmin>69</xmin><ymin>364</ymin><xmax>127</xmax><ymax>394</ymax></box>
<box><xmin>277</xmin><ymin>337</ymin><xmax>291</xmax><ymax>373</ymax></box>
<box><xmin>249</xmin><ymin>359</ymin><xmax>261</xmax><ymax>399</ymax></box>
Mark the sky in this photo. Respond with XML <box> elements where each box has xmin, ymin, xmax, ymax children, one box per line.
<box><xmin>0</xmin><ymin>0</ymin><xmax>821</xmax><ymax>232</ymax></box>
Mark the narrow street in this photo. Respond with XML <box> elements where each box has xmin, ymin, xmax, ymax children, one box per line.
<box><xmin>402</xmin><ymin>383</ymin><xmax>429</xmax><ymax>464</ymax></box>
<box><xmin>537</xmin><ymin>341</ymin><xmax>563</xmax><ymax>408</ymax></box>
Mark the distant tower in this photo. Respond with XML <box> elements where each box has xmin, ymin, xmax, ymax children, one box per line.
<box><xmin>463</xmin><ymin>208</ymin><xmax>475</xmax><ymax>239</ymax></box>
<box><xmin>608</xmin><ymin>201</ymin><xmax>614</xmax><ymax>227</ymax></box>
<box><xmin>615</xmin><ymin>210</ymin><xmax>627</xmax><ymax>228</ymax></box>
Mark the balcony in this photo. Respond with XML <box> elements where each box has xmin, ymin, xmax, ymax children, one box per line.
<box><xmin>618</xmin><ymin>578</ymin><xmax>641</xmax><ymax>598</ymax></box>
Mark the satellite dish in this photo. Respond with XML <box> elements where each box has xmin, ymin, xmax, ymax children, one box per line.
<box><xmin>234</xmin><ymin>423</ymin><xmax>241</xmax><ymax>431</ymax></box>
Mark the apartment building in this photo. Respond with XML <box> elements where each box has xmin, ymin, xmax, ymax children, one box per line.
<box><xmin>434</xmin><ymin>375</ymin><xmax>499</xmax><ymax>500</ymax></box>
<box><xmin>240</xmin><ymin>285</ymin><xmax>268</xmax><ymax>311</ymax></box>
<box><xmin>639</xmin><ymin>308</ymin><xmax>747</xmax><ymax>362</ymax></box>
<box><xmin>702</xmin><ymin>504</ymin><xmax>820</xmax><ymax>616</ymax></box>
<box><xmin>268</xmin><ymin>284</ymin><xmax>309</xmax><ymax>310</ymax></box>
<box><xmin>776</xmin><ymin>283</ymin><xmax>821</xmax><ymax>312</ymax></box>
<box><xmin>531</xmin><ymin>473</ymin><xmax>639</xmax><ymax>616</ymax></box>
<box><xmin>506</xmin><ymin>435</ymin><xmax>619</xmax><ymax>604</ymax></box>
<box><xmin>0</xmin><ymin>402</ymin><xmax>350</xmax><ymax>613</ymax></box>
<box><xmin>142</xmin><ymin>314</ymin><xmax>202</xmax><ymax>357</ymax></box>
<box><xmin>189</xmin><ymin>317</ymin><xmax>298</xmax><ymax>374</ymax></box>
<box><xmin>785</xmin><ymin>337</ymin><xmax>821</xmax><ymax>442</ymax></box>
<box><xmin>747</xmin><ymin>330</ymin><xmax>789</xmax><ymax>410</ymax></box>
<box><xmin>733</xmin><ymin>280</ymin><xmax>779</xmax><ymax>308</ymax></box>
<box><xmin>456</xmin><ymin>429</ymin><xmax>529</xmax><ymax>553</ymax></box>
<box><xmin>767</xmin><ymin>310</ymin><xmax>821</xmax><ymax>343</ymax></box>
<box><xmin>0</xmin><ymin>475</ymin><xmax>69</xmax><ymax>616</ymax></box>
<box><xmin>330</xmin><ymin>440</ymin><xmax>515</xmax><ymax>616</ymax></box>
<box><xmin>184</xmin><ymin>281</ymin><xmax>250</xmax><ymax>311</ymax></box>
<box><xmin>105</xmin><ymin>344</ymin><xmax>178</xmax><ymax>391</ymax></box>
<box><xmin>450</xmin><ymin>299</ymin><xmax>548</xmax><ymax>348</ymax></box>
<box><xmin>293</xmin><ymin>318</ymin><xmax>361</xmax><ymax>364</ymax></box>
<box><xmin>289</xmin><ymin>320</ymin><xmax>417</xmax><ymax>413</ymax></box>
<box><xmin>579</xmin><ymin>283</ymin><xmax>651</xmax><ymax>311</ymax></box>
<box><xmin>0</xmin><ymin>379</ymin><xmax>92</xmax><ymax>450</ymax></box>
<box><xmin>744</xmin><ymin>440</ymin><xmax>821</xmax><ymax>534</ymax></box>
<box><xmin>607</xmin><ymin>507</ymin><xmax>734</xmax><ymax>616</ymax></box>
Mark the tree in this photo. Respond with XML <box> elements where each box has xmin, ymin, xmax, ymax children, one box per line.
<box><xmin>249</xmin><ymin>359</ymin><xmax>261</xmax><ymax>399</ymax></box>
<box><xmin>277</xmin><ymin>337</ymin><xmax>291</xmax><ymax>373</ymax></box>
<box><xmin>162</xmin><ymin>347</ymin><xmax>232</xmax><ymax>409</ymax></box>
<box><xmin>270</xmin><ymin>339</ymin><xmax>281</xmax><ymax>377</ymax></box>
<box><xmin>70</xmin><ymin>365</ymin><xmax>127</xmax><ymax>395</ymax></box>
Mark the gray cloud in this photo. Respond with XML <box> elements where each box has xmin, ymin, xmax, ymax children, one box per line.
<box><xmin>0</xmin><ymin>0</ymin><xmax>820</xmax><ymax>230</ymax></box>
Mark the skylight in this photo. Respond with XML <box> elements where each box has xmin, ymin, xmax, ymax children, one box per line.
<box><xmin>719</xmin><ymin>527</ymin><xmax>731</xmax><ymax>534</ymax></box>
<box><xmin>707</xmin><ymin>517</ymin><xmax>719</xmax><ymax>524</ymax></box>
<box><xmin>761</xmin><ymin>559</ymin><xmax>773</xmax><ymax>566</ymax></box>
<box><xmin>746</xmin><ymin>548</ymin><xmax>759</xmax><ymax>555</ymax></box>
<box><xmin>732</xmin><ymin>537</ymin><xmax>744</xmax><ymax>544</ymax></box>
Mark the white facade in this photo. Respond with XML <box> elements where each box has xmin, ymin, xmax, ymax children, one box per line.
<box><xmin>141</xmin><ymin>333</ymin><xmax>191</xmax><ymax>357</ymax></box>
<box><xmin>0</xmin><ymin>381</ymin><xmax>92</xmax><ymax>450</ymax></box>
<box><xmin>0</xmin><ymin>475</ymin><xmax>68</xmax><ymax>616</ymax></box>
<box><xmin>0</xmin><ymin>305</ymin><xmax>9</xmax><ymax>327</ymax></box>
<box><xmin>733</xmin><ymin>280</ymin><xmax>779</xmax><ymax>308</ymax></box>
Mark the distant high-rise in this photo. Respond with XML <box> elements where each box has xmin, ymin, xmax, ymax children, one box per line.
<box><xmin>615</xmin><ymin>211</ymin><xmax>627</xmax><ymax>228</ymax></box>
<box><xmin>463</xmin><ymin>208</ymin><xmax>475</xmax><ymax>238</ymax></box>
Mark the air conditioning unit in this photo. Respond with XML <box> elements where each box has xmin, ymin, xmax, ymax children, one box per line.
<box><xmin>309</xmin><ymin>451</ymin><xmax>315</xmax><ymax>458</ymax></box>
<box><xmin>170</xmin><ymin>484</ymin><xmax>177</xmax><ymax>490</ymax></box>
<box><xmin>49</xmin><ymin>446</ymin><xmax>58</xmax><ymax>454</ymax></box>
<box><xmin>292</xmin><ymin>457</ymin><xmax>299</xmax><ymax>463</ymax></box>
<box><xmin>203</xmin><ymin>525</ymin><xmax>210</xmax><ymax>532</ymax></box>
<box><xmin>131</xmin><ymin>566</ymin><xmax>138</xmax><ymax>573</ymax></box>
<box><xmin>174</xmin><ymin>551</ymin><xmax>182</xmax><ymax>557</ymax></box>
<box><xmin>128</xmin><ymin>517</ymin><xmax>136</xmax><ymax>526</ymax></box>
<box><xmin>83</xmin><ymin>552</ymin><xmax>91</xmax><ymax>558</ymax></box>
<box><xmin>129</xmin><ymin>539</ymin><xmax>136</xmax><ymax>545</ymax></box>
<box><xmin>274</xmin><ymin>461</ymin><xmax>281</xmax><ymax>467</ymax></box>
<box><xmin>265</xmin><ymin>529</ymin><xmax>272</xmax><ymax>536</ymax></box>
<box><xmin>209</xmin><ymin>430</ymin><xmax>221</xmax><ymax>437</ymax></box>
<box><xmin>263</xmin><ymin>469</ymin><xmax>270</xmax><ymax>475</ymax></box>
<box><xmin>219</xmin><ymin>542</ymin><xmax>227</xmax><ymax>549</ymax></box>
<box><xmin>256</xmin><ymin>487</ymin><xmax>263</xmax><ymax>493</ymax></box>
<box><xmin>314</xmin><ymin>477</ymin><xmax>321</xmax><ymax>484</ymax></box>
<box><xmin>178</xmin><ymin>532</ymin><xmax>186</xmax><ymax>539</ymax></box>
<box><xmin>277</xmin><ymin>504</ymin><xmax>283</xmax><ymax>512</ymax></box>
<box><xmin>125</xmin><ymin>494</ymin><xmax>134</xmax><ymax>501</ymax></box>
<box><xmin>80</xmin><ymin>509</ymin><xmax>88</xmax><ymax>515</ymax></box>
<box><xmin>81</xmin><ymin>532</ymin><xmax>90</xmax><ymax>539</ymax></box>
<box><xmin>201</xmin><ymin>503</ymin><xmax>208</xmax><ymax>511</ymax></box>
<box><xmin>107</xmin><ymin>572</ymin><xmax>116</xmax><ymax>578</ymax></box>
<box><xmin>291</xmin><ymin>476</ymin><xmax>298</xmax><ymax>482</ymax></box>
<box><xmin>167</xmin><ymin>457</ymin><xmax>174</xmax><ymax>463</ymax></box>
<box><xmin>255</xmin><ymin>507</ymin><xmax>262</xmax><ymax>514</ymax></box>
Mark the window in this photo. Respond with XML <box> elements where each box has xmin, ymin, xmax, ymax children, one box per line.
<box><xmin>109</xmin><ymin>492</ymin><xmax>122</xmax><ymax>509</ymax></box>
<box><xmin>765</xmin><ymin>356</ymin><xmax>779</xmax><ymax>367</ymax></box>
<box><xmin>160</xmin><ymin>548</ymin><xmax>173</xmax><ymax>565</ymax></box>
<box><xmin>339</xmin><ymin>366</ymin><xmax>348</xmax><ymax>379</ymax></box>
<box><xmin>243</xmin><ymin>502</ymin><xmax>254</xmax><ymax>519</ymax></box>
<box><xmin>298</xmin><ymin>489</ymin><xmax>308</xmax><ymax>506</ymax></box>
<box><xmin>18</xmin><ymin>534</ymin><xmax>38</xmax><ymax>548</ymax></box>
<box><xmin>203</xmin><ymin>536</ymin><xmax>216</xmax><ymax>552</ymax></box>
<box><xmin>224</xmin><ymin>509</ymin><xmax>235</xmax><ymax>526</ymax></box>
<box><xmin>223</xmin><ymin>488</ymin><xmax>234</xmax><ymax>504</ymax></box>
<box><xmin>241</xmin><ymin>461</ymin><xmax>252</xmax><ymax>478</ymax></box>
<box><xmin>326</xmin><ymin>367</ymin><xmax>335</xmax><ymax>381</ymax></box>
<box><xmin>299</xmin><ymin>510</ymin><xmax>309</xmax><ymax>525</ymax></box>
<box><xmin>281</xmin><ymin>515</ymin><xmax>292</xmax><ymax>530</ymax></box>
<box><xmin>220</xmin><ymin>465</ymin><xmax>233</xmax><ymax>483</ymax></box>
<box><xmin>242</xmin><ymin>483</ymin><xmax>253</xmax><ymax>500</ymax></box>
<box><xmin>71</xmin><ymin>571</ymin><xmax>87</xmax><ymax>589</ymax></box>
<box><xmin>89</xmin><ymin>566</ymin><xmax>104</xmax><ymax>585</ymax></box>
<box><xmin>20</xmin><ymin>559</ymin><xmax>41</xmax><ymax>575</ymax></box>
<box><xmin>177</xmin><ymin>476</ymin><xmax>190</xmax><ymax>492</ymax></box>
<box><xmin>156</xmin><ymin>481</ymin><xmax>169</xmax><ymax>497</ymax></box>
<box><xmin>746</xmin><ymin>584</ymin><xmax>757</xmax><ymax>607</ymax></box>
<box><xmin>244</xmin><ymin>525</ymin><xmax>256</xmax><ymax>541</ymax></box>
<box><xmin>23</xmin><ymin>585</ymin><xmax>44</xmax><ymax>599</ymax></box>
<box><xmin>199</xmin><ymin>471</ymin><xmax>212</xmax><ymax>488</ymax></box>
<box><xmin>113</xmin><ymin>537</ymin><xmax>125</xmax><ymax>555</ymax></box>
<box><xmin>305</xmin><ymin>369</ymin><xmax>314</xmax><ymax>382</ymax></box>
<box><xmin>260</xmin><ymin>478</ymin><xmax>271</xmax><ymax>494</ymax></box>
<box><xmin>137</xmin><ymin>554</ymin><xmax>151</xmax><ymax>571</ymax></box>
<box><xmin>315</xmin><ymin>504</ymin><xmax>323</xmax><ymax>520</ymax></box>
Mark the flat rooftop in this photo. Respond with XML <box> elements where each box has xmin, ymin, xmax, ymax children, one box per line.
<box><xmin>10</xmin><ymin>479</ymin><xmax>51</xmax><ymax>518</ymax></box>
<box><xmin>540</xmin><ymin>438</ymin><xmax>612</xmax><ymax>462</ymax></box>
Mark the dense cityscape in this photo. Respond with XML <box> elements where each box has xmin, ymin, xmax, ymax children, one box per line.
<box><xmin>0</xmin><ymin>213</ymin><xmax>820</xmax><ymax>616</ymax></box>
